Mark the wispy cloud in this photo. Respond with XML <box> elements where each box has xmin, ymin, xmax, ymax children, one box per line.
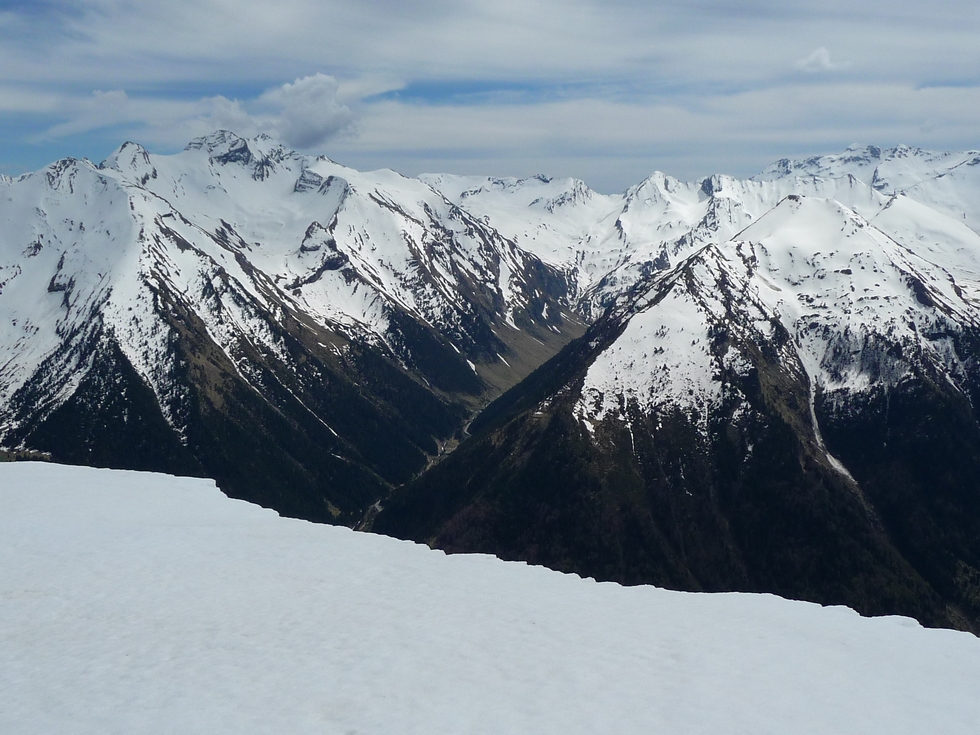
<box><xmin>257</xmin><ymin>74</ymin><xmax>355</xmax><ymax>148</ymax></box>
<box><xmin>31</xmin><ymin>74</ymin><xmax>355</xmax><ymax>151</ymax></box>
<box><xmin>795</xmin><ymin>47</ymin><xmax>852</xmax><ymax>73</ymax></box>
<box><xmin>329</xmin><ymin>83</ymin><xmax>980</xmax><ymax>191</ymax></box>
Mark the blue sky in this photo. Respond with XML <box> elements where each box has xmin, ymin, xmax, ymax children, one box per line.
<box><xmin>1</xmin><ymin>0</ymin><xmax>978</xmax><ymax>191</ymax></box>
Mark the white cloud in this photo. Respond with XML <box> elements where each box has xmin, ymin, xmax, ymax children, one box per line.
<box><xmin>327</xmin><ymin>83</ymin><xmax>980</xmax><ymax>192</ymax></box>
<box><xmin>32</xmin><ymin>75</ymin><xmax>355</xmax><ymax>151</ymax></box>
<box><xmin>188</xmin><ymin>96</ymin><xmax>260</xmax><ymax>138</ymax></box>
<box><xmin>18</xmin><ymin>73</ymin><xmax>980</xmax><ymax>192</ymax></box>
<box><xmin>795</xmin><ymin>47</ymin><xmax>852</xmax><ymax>73</ymax></box>
<box><xmin>258</xmin><ymin>74</ymin><xmax>355</xmax><ymax>148</ymax></box>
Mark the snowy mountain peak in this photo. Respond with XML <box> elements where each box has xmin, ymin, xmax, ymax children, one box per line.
<box><xmin>574</xmin><ymin>188</ymin><xmax>980</xmax><ymax>436</ymax></box>
<box><xmin>100</xmin><ymin>141</ymin><xmax>156</xmax><ymax>183</ymax></box>
<box><xmin>30</xmin><ymin>155</ymin><xmax>112</xmax><ymax>196</ymax></box>
<box><xmin>183</xmin><ymin>130</ymin><xmax>296</xmax><ymax>175</ymax></box>
<box><xmin>0</xmin><ymin>130</ymin><xmax>585</xmax><ymax>485</ymax></box>
<box><xmin>699</xmin><ymin>173</ymin><xmax>745</xmax><ymax>199</ymax></box>
<box><xmin>626</xmin><ymin>171</ymin><xmax>680</xmax><ymax>201</ymax></box>
<box><xmin>528</xmin><ymin>178</ymin><xmax>595</xmax><ymax>211</ymax></box>
<box><xmin>844</xmin><ymin>143</ymin><xmax>882</xmax><ymax>155</ymax></box>
<box><xmin>756</xmin><ymin>144</ymin><xmax>980</xmax><ymax>192</ymax></box>
<box><xmin>184</xmin><ymin>129</ymin><xmax>249</xmax><ymax>153</ymax></box>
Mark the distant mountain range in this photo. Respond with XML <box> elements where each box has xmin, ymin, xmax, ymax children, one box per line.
<box><xmin>3</xmin><ymin>136</ymin><xmax>980</xmax><ymax>630</ymax></box>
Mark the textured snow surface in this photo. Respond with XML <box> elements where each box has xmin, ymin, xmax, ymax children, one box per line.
<box><xmin>3</xmin><ymin>463</ymin><xmax>980</xmax><ymax>735</ymax></box>
<box><xmin>576</xmin><ymin>251</ymin><xmax>754</xmax><ymax>425</ymax></box>
<box><xmin>756</xmin><ymin>144</ymin><xmax>980</xmax><ymax>236</ymax></box>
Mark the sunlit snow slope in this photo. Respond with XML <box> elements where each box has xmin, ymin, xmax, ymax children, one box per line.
<box><xmin>3</xmin><ymin>462</ymin><xmax>979</xmax><ymax>735</ymax></box>
<box><xmin>426</xmin><ymin>147</ymin><xmax>980</xmax><ymax>322</ymax></box>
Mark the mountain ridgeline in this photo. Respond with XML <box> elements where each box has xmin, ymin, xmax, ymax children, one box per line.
<box><xmin>3</xmin><ymin>136</ymin><xmax>980</xmax><ymax>630</ymax></box>
<box><xmin>0</xmin><ymin>132</ymin><xmax>584</xmax><ymax>522</ymax></box>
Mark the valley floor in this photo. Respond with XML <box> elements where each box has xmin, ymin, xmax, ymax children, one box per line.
<box><xmin>2</xmin><ymin>462</ymin><xmax>978</xmax><ymax>734</ymax></box>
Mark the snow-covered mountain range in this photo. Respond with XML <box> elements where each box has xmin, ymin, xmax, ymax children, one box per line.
<box><xmin>0</xmin><ymin>131</ymin><xmax>584</xmax><ymax>519</ymax></box>
<box><xmin>425</xmin><ymin>144</ymin><xmax>980</xmax><ymax>317</ymax></box>
<box><xmin>3</xmin><ymin>136</ymin><xmax>980</xmax><ymax>629</ymax></box>
<box><xmin>378</xmin><ymin>145</ymin><xmax>980</xmax><ymax>632</ymax></box>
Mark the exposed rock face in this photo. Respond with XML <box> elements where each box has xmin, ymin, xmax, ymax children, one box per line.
<box><xmin>0</xmin><ymin>132</ymin><xmax>583</xmax><ymax>521</ymax></box>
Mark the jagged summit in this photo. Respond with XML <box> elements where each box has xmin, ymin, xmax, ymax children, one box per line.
<box><xmin>184</xmin><ymin>129</ymin><xmax>270</xmax><ymax>153</ymax></box>
<box><xmin>755</xmin><ymin>144</ymin><xmax>980</xmax><ymax>194</ymax></box>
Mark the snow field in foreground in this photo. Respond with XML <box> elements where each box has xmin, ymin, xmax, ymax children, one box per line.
<box><xmin>2</xmin><ymin>462</ymin><xmax>979</xmax><ymax>735</ymax></box>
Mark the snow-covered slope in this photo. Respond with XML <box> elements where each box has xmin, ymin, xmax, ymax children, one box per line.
<box><xmin>3</xmin><ymin>462</ymin><xmax>979</xmax><ymax>735</ymax></box>
<box><xmin>419</xmin><ymin>173</ymin><xmax>624</xmax><ymax>296</ymax></box>
<box><xmin>0</xmin><ymin>131</ymin><xmax>578</xmax><ymax>423</ymax></box>
<box><xmin>756</xmin><ymin>144</ymin><xmax>976</xmax><ymax>189</ymax></box>
<box><xmin>575</xmin><ymin>194</ymin><xmax>980</xmax><ymax>428</ymax></box>
<box><xmin>757</xmin><ymin>144</ymin><xmax>980</xmax><ymax>235</ymax></box>
<box><xmin>111</xmin><ymin>134</ymin><xmax>574</xmax><ymax>348</ymax></box>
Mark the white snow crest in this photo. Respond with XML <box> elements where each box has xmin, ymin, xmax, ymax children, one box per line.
<box><xmin>5</xmin><ymin>135</ymin><xmax>980</xmax><ymax>443</ymax></box>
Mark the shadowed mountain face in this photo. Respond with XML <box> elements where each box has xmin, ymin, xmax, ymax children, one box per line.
<box><xmin>377</xmin><ymin>195</ymin><xmax>980</xmax><ymax>632</ymax></box>
<box><xmin>4</xmin><ymin>137</ymin><xmax>980</xmax><ymax>630</ymax></box>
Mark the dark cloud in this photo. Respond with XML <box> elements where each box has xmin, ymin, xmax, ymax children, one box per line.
<box><xmin>260</xmin><ymin>74</ymin><xmax>355</xmax><ymax>149</ymax></box>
